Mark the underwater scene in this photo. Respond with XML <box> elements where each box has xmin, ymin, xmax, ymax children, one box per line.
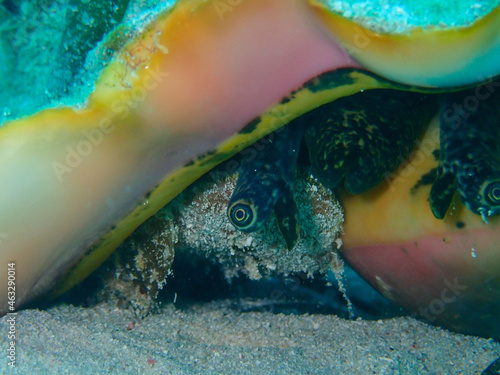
<box><xmin>0</xmin><ymin>0</ymin><xmax>500</xmax><ymax>373</ymax></box>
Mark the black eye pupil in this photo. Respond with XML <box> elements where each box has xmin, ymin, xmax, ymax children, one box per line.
<box><xmin>235</xmin><ymin>208</ymin><xmax>246</xmax><ymax>221</ymax></box>
<box><xmin>492</xmin><ymin>188</ymin><xmax>500</xmax><ymax>200</ymax></box>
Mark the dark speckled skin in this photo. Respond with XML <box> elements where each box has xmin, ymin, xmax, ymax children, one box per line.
<box><xmin>227</xmin><ymin>88</ymin><xmax>439</xmax><ymax>248</ymax></box>
<box><xmin>228</xmin><ymin>80</ymin><xmax>500</xmax><ymax>244</ymax></box>
<box><xmin>303</xmin><ymin>89</ymin><xmax>438</xmax><ymax>194</ymax></box>
<box><xmin>227</xmin><ymin>122</ymin><xmax>303</xmax><ymax>250</ymax></box>
<box><xmin>430</xmin><ymin>81</ymin><xmax>500</xmax><ymax>220</ymax></box>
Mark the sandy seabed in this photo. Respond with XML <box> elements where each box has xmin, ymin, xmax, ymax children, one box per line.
<box><xmin>0</xmin><ymin>301</ymin><xmax>498</xmax><ymax>374</ymax></box>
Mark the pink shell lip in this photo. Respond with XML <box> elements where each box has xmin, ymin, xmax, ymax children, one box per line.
<box><xmin>343</xmin><ymin>226</ymin><xmax>500</xmax><ymax>339</ymax></box>
<box><xmin>337</xmin><ymin>113</ymin><xmax>500</xmax><ymax>339</ymax></box>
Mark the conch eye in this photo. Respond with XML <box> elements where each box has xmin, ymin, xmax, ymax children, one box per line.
<box><xmin>228</xmin><ymin>202</ymin><xmax>255</xmax><ymax>229</ymax></box>
<box><xmin>485</xmin><ymin>181</ymin><xmax>500</xmax><ymax>206</ymax></box>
